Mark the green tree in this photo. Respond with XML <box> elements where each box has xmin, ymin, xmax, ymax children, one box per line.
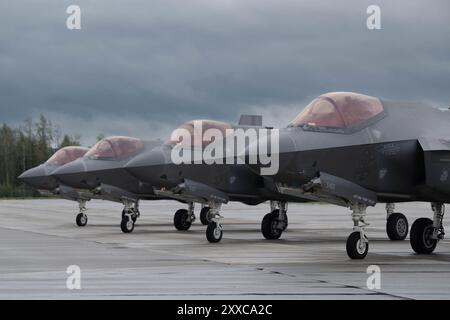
<box><xmin>0</xmin><ymin>115</ymin><xmax>82</xmax><ymax>197</ymax></box>
<box><xmin>96</xmin><ymin>133</ymin><xmax>105</xmax><ymax>141</ymax></box>
<box><xmin>59</xmin><ymin>134</ymin><xmax>81</xmax><ymax>148</ymax></box>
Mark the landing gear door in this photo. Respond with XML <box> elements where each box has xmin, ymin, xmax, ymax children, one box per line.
<box><xmin>419</xmin><ymin>137</ymin><xmax>450</xmax><ymax>194</ymax></box>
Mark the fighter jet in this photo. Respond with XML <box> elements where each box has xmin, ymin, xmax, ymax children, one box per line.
<box><xmin>17</xmin><ymin>146</ymin><xmax>93</xmax><ymax>226</ymax></box>
<box><xmin>51</xmin><ymin>136</ymin><xmax>166</xmax><ymax>233</ymax></box>
<box><xmin>241</xmin><ymin>91</ymin><xmax>450</xmax><ymax>259</ymax></box>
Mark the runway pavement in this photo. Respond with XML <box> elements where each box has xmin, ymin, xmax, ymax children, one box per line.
<box><xmin>0</xmin><ymin>199</ymin><xmax>449</xmax><ymax>299</ymax></box>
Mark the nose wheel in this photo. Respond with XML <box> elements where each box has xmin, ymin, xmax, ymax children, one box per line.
<box><xmin>120</xmin><ymin>200</ymin><xmax>139</xmax><ymax>233</ymax></box>
<box><xmin>204</xmin><ymin>203</ymin><xmax>223</xmax><ymax>243</ymax></box>
<box><xmin>75</xmin><ymin>199</ymin><xmax>88</xmax><ymax>227</ymax></box>
<box><xmin>206</xmin><ymin>222</ymin><xmax>223</xmax><ymax>243</ymax></box>
<box><xmin>120</xmin><ymin>215</ymin><xmax>135</xmax><ymax>233</ymax></box>
<box><xmin>346</xmin><ymin>231</ymin><xmax>369</xmax><ymax>259</ymax></box>
<box><xmin>346</xmin><ymin>203</ymin><xmax>370</xmax><ymax>259</ymax></box>
<box><xmin>76</xmin><ymin>212</ymin><xmax>88</xmax><ymax>227</ymax></box>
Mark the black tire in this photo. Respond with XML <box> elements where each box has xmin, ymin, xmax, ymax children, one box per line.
<box><xmin>386</xmin><ymin>212</ymin><xmax>409</xmax><ymax>240</ymax></box>
<box><xmin>206</xmin><ymin>222</ymin><xmax>223</xmax><ymax>243</ymax></box>
<box><xmin>410</xmin><ymin>218</ymin><xmax>437</xmax><ymax>254</ymax></box>
<box><xmin>173</xmin><ymin>209</ymin><xmax>192</xmax><ymax>231</ymax></box>
<box><xmin>120</xmin><ymin>216</ymin><xmax>134</xmax><ymax>233</ymax></box>
<box><xmin>346</xmin><ymin>231</ymin><xmax>369</xmax><ymax>259</ymax></box>
<box><xmin>122</xmin><ymin>210</ymin><xmax>137</xmax><ymax>222</ymax></box>
<box><xmin>76</xmin><ymin>213</ymin><xmax>87</xmax><ymax>227</ymax></box>
<box><xmin>261</xmin><ymin>210</ymin><xmax>283</xmax><ymax>240</ymax></box>
<box><xmin>200</xmin><ymin>207</ymin><xmax>211</xmax><ymax>225</ymax></box>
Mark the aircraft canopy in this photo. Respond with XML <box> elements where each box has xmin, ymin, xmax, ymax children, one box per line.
<box><xmin>86</xmin><ymin>136</ymin><xmax>144</xmax><ymax>159</ymax></box>
<box><xmin>46</xmin><ymin>146</ymin><xmax>89</xmax><ymax>165</ymax></box>
<box><xmin>166</xmin><ymin>120</ymin><xmax>232</xmax><ymax>147</ymax></box>
<box><xmin>290</xmin><ymin>92</ymin><xmax>384</xmax><ymax>129</ymax></box>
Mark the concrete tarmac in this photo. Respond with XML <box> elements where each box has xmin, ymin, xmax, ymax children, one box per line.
<box><xmin>0</xmin><ymin>199</ymin><xmax>449</xmax><ymax>299</ymax></box>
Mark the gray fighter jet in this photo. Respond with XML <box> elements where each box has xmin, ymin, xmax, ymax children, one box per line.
<box><xmin>51</xmin><ymin>136</ymin><xmax>165</xmax><ymax>233</ymax></box>
<box><xmin>17</xmin><ymin>146</ymin><xmax>94</xmax><ymax>226</ymax></box>
<box><xmin>243</xmin><ymin>91</ymin><xmax>449</xmax><ymax>259</ymax></box>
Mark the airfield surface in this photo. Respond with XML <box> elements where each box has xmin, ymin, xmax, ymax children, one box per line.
<box><xmin>0</xmin><ymin>199</ymin><xmax>449</xmax><ymax>299</ymax></box>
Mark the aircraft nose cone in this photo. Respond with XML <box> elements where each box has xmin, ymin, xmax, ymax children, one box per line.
<box><xmin>51</xmin><ymin>160</ymin><xmax>87</xmax><ymax>188</ymax></box>
<box><xmin>18</xmin><ymin>165</ymin><xmax>47</xmax><ymax>188</ymax></box>
<box><xmin>124</xmin><ymin>149</ymin><xmax>167</xmax><ymax>185</ymax></box>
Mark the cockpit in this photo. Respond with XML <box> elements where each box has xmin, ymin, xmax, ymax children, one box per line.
<box><xmin>85</xmin><ymin>136</ymin><xmax>145</xmax><ymax>160</ymax></box>
<box><xmin>289</xmin><ymin>92</ymin><xmax>385</xmax><ymax>132</ymax></box>
<box><xmin>166</xmin><ymin>120</ymin><xmax>232</xmax><ymax>147</ymax></box>
<box><xmin>46</xmin><ymin>146</ymin><xmax>89</xmax><ymax>166</ymax></box>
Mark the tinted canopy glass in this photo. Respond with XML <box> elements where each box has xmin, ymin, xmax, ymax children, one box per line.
<box><xmin>166</xmin><ymin>120</ymin><xmax>232</xmax><ymax>147</ymax></box>
<box><xmin>290</xmin><ymin>92</ymin><xmax>384</xmax><ymax>130</ymax></box>
<box><xmin>46</xmin><ymin>146</ymin><xmax>89</xmax><ymax>165</ymax></box>
<box><xmin>86</xmin><ymin>136</ymin><xmax>144</xmax><ymax>159</ymax></box>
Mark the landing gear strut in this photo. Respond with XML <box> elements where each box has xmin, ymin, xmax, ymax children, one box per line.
<box><xmin>75</xmin><ymin>199</ymin><xmax>88</xmax><ymax>227</ymax></box>
<box><xmin>385</xmin><ymin>203</ymin><xmax>409</xmax><ymax>241</ymax></box>
<box><xmin>410</xmin><ymin>203</ymin><xmax>445</xmax><ymax>254</ymax></box>
<box><xmin>173</xmin><ymin>202</ymin><xmax>195</xmax><ymax>231</ymax></box>
<box><xmin>206</xmin><ymin>202</ymin><xmax>223</xmax><ymax>243</ymax></box>
<box><xmin>346</xmin><ymin>203</ymin><xmax>369</xmax><ymax>259</ymax></box>
<box><xmin>261</xmin><ymin>201</ymin><xmax>288</xmax><ymax>240</ymax></box>
<box><xmin>120</xmin><ymin>200</ymin><xmax>139</xmax><ymax>233</ymax></box>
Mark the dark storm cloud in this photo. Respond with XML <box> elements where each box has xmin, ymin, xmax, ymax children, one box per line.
<box><xmin>0</xmin><ymin>0</ymin><xmax>449</xmax><ymax>144</ymax></box>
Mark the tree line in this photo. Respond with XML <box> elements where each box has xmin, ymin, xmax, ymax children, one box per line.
<box><xmin>0</xmin><ymin>115</ymin><xmax>81</xmax><ymax>197</ymax></box>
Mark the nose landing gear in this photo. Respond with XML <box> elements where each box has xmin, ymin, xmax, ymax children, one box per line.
<box><xmin>120</xmin><ymin>200</ymin><xmax>140</xmax><ymax>233</ymax></box>
<box><xmin>206</xmin><ymin>203</ymin><xmax>223</xmax><ymax>243</ymax></box>
<box><xmin>75</xmin><ymin>199</ymin><xmax>88</xmax><ymax>227</ymax></box>
<box><xmin>346</xmin><ymin>203</ymin><xmax>369</xmax><ymax>259</ymax></box>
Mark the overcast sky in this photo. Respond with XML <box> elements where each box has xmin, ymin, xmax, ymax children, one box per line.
<box><xmin>0</xmin><ymin>0</ymin><xmax>449</xmax><ymax>145</ymax></box>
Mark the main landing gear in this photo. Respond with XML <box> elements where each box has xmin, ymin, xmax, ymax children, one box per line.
<box><xmin>171</xmin><ymin>202</ymin><xmax>222</xmax><ymax>242</ymax></box>
<box><xmin>346</xmin><ymin>203</ymin><xmax>369</xmax><ymax>259</ymax></box>
<box><xmin>385</xmin><ymin>203</ymin><xmax>409</xmax><ymax>240</ymax></box>
<box><xmin>75</xmin><ymin>199</ymin><xmax>88</xmax><ymax>227</ymax></box>
<box><xmin>173</xmin><ymin>202</ymin><xmax>196</xmax><ymax>231</ymax></box>
<box><xmin>171</xmin><ymin>202</ymin><xmax>222</xmax><ymax>241</ymax></box>
<box><xmin>200</xmin><ymin>205</ymin><xmax>212</xmax><ymax>226</ymax></box>
<box><xmin>261</xmin><ymin>201</ymin><xmax>288</xmax><ymax>240</ymax></box>
<box><xmin>120</xmin><ymin>200</ymin><xmax>140</xmax><ymax>233</ymax></box>
<box><xmin>410</xmin><ymin>203</ymin><xmax>445</xmax><ymax>254</ymax></box>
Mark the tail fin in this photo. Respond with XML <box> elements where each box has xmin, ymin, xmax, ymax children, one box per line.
<box><xmin>238</xmin><ymin>114</ymin><xmax>263</xmax><ymax>126</ymax></box>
